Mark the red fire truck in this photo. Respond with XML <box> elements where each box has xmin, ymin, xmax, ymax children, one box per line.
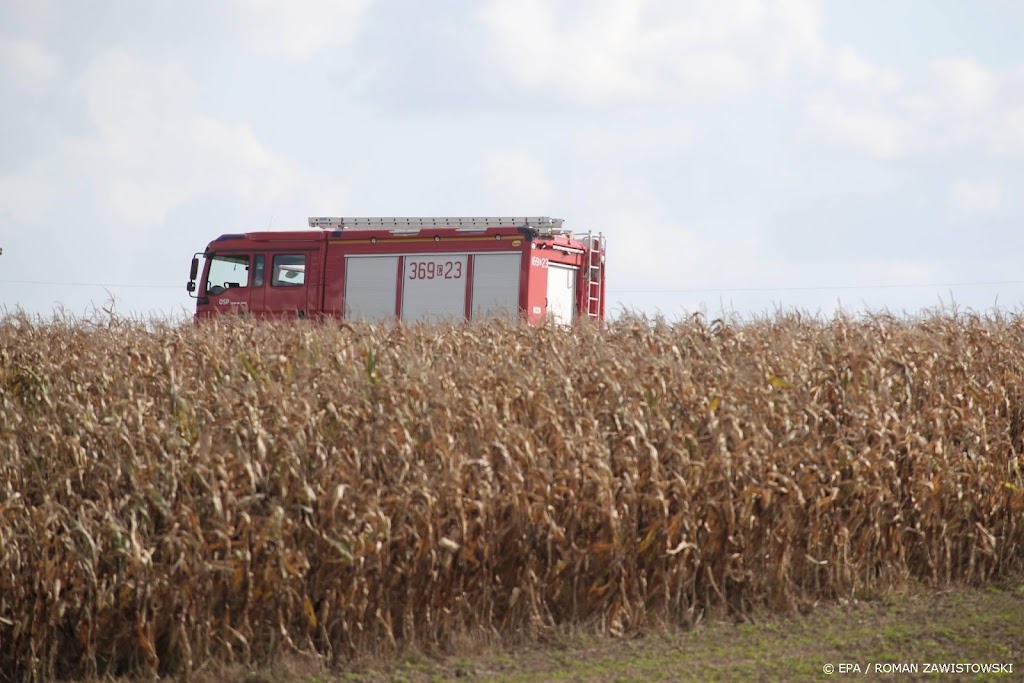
<box><xmin>187</xmin><ymin>217</ymin><xmax>606</xmax><ymax>324</ymax></box>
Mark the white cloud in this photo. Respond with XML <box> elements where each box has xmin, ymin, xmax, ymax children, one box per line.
<box><xmin>835</xmin><ymin>47</ymin><xmax>901</xmax><ymax>92</ymax></box>
<box><xmin>801</xmin><ymin>51</ymin><xmax>1024</xmax><ymax>160</ymax></box>
<box><xmin>988</xmin><ymin>106</ymin><xmax>1024</xmax><ymax>156</ymax></box>
<box><xmin>9</xmin><ymin>50</ymin><xmax>347</xmax><ymax>246</ymax></box>
<box><xmin>770</xmin><ymin>0</ymin><xmax>825</xmax><ymax>70</ymax></box>
<box><xmin>930</xmin><ymin>58</ymin><xmax>998</xmax><ymax>116</ymax></box>
<box><xmin>477</xmin><ymin>0</ymin><xmax>824</xmax><ymax>104</ymax></box>
<box><xmin>224</xmin><ymin>0</ymin><xmax>372</xmax><ymax>59</ymax></box>
<box><xmin>951</xmin><ymin>178</ymin><xmax>1002</xmax><ymax>214</ymax></box>
<box><xmin>79</xmin><ymin>51</ymin><xmax>193</xmax><ymax>139</ymax></box>
<box><xmin>0</xmin><ymin>39</ymin><xmax>60</xmax><ymax>88</ymax></box>
<box><xmin>803</xmin><ymin>97</ymin><xmax>910</xmax><ymax>159</ymax></box>
<box><xmin>800</xmin><ymin>48</ymin><xmax>916</xmax><ymax>157</ymax></box>
<box><xmin>569</xmin><ymin>122</ymin><xmax>694</xmax><ymax>159</ymax></box>
<box><xmin>481</xmin><ymin>152</ymin><xmax>554</xmax><ymax>208</ymax></box>
<box><xmin>835</xmin><ymin>47</ymin><xmax>873</xmax><ymax>83</ymax></box>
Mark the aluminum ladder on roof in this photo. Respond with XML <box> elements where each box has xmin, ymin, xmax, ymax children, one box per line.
<box><xmin>581</xmin><ymin>231</ymin><xmax>605</xmax><ymax>320</ymax></box>
<box><xmin>308</xmin><ymin>216</ymin><xmax>566</xmax><ymax>234</ymax></box>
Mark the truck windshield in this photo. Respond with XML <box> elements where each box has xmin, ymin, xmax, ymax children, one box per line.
<box><xmin>205</xmin><ymin>254</ymin><xmax>250</xmax><ymax>294</ymax></box>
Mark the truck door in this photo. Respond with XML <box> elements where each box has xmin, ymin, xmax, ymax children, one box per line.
<box><xmin>546</xmin><ymin>263</ymin><xmax>577</xmax><ymax>325</ymax></box>
<box><xmin>203</xmin><ymin>253</ymin><xmax>253</xmax><ymax>315</ymax></box>
<box><xmin>267</xmin><ymin>251</ymin><xmax>317</xmax><ymax>318</ymax></box>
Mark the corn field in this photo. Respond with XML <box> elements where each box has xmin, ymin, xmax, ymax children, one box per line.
<box><xmin>1</xmin><ymin>312</ymin><xmax>1022</xmax><ymax>681</ymax></box>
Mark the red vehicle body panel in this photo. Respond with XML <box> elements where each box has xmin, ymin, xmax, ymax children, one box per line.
<box><xmin>193</xmin><ymin>223</ymin><xmax>605</xmax><ymax>324</ymax></box>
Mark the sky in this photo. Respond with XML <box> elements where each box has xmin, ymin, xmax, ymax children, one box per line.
<box><xmin>1</xmin><ymin>0</ymin><xmax>1023</xmax><ymax>321</ymax></box>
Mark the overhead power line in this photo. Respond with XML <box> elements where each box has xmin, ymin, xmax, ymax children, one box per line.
<box><xmin>610</xmin><ymin>280</ymin><xmax>1024</xmax><ymax>294</ymax></box>
<box><xmin>0</xmin><ymin>279</ymin><xmax>181</xmax><ymax>290</ymax></box>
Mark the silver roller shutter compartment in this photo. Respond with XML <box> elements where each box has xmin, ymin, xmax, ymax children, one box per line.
<box><xmin>344</xmin><ymin>256</ymin><xmax>398</xmax><ymax>321</ymax></box>
<box><xmin>471</xmin><ymin>253</ymin><xmax>521</xmax><ymax>320</ymax></box>
<box><xmin>401</xmin><ymin>254</ymin><xmax>469</xmax><ymax>322</ymax></box>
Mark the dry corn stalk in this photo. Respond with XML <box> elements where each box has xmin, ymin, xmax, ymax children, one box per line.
<box><xmin>0</xmin><ymin>310</ymin><xmax>1022</xmax><ymax>681</ymax></box>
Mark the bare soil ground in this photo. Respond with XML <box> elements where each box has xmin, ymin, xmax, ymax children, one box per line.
<box><xmin>169</xmin><ymin>577</ymin><xmax>1023</xmax><ymax>683</ymax></box>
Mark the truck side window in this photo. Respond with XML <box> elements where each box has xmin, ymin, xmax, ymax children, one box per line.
<box><xmin>205</xmin><ymin>254</ymin><xmax>250</xmax><ymax>295</ymax></box>
<box><xmin>253</xmin><ymin>254</ymin><xmax>265</xmax><ymax>287</ymax></box>
<box><xmin>272</xmin><ymin>254</ymin><xmax>306</xmax><ymax>286</ymax></box>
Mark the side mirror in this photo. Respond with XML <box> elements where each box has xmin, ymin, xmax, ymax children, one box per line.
<box><xmin>190</xmin><ymin>257</ymin><xmax>199</xmax><ymax>281</ymax></box>
<box><xmin>186</xmin><ymin>281</ymin><xmax>196</xmax><ymax>293</ymax></box>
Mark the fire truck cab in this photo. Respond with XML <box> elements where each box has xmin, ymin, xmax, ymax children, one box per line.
<box><xmin>187</xmin><ymin>217</ymin><xmax>605</xmax><ymax>324</ymax></box>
